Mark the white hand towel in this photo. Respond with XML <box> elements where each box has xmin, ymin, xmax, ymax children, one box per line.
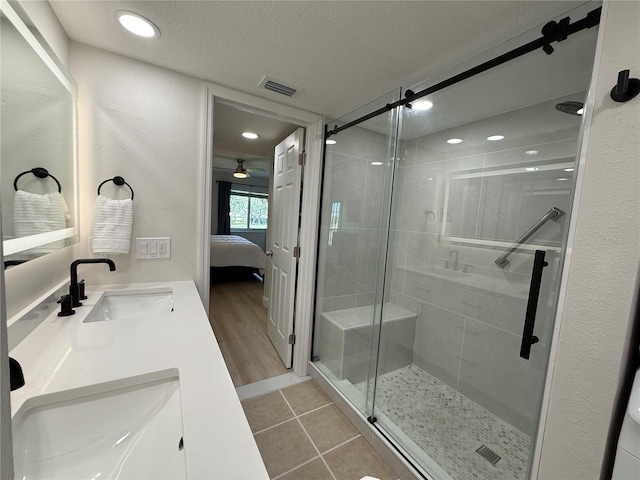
<box><xmin>91</xmin><ymin>195</ymin><xmax>133</xmax><ymax>254</ymax></box>
<box><xmin>13</xmin><ymin>190</ymin><xmax>70</xmax><ymax>253</ymax></box>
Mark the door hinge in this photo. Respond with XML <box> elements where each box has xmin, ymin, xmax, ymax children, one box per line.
<box><xmin>288</xmin><ymin>334</ymin><xmax>296</xmax><ymax>345</ymax></box>
<box><xmin>293</xmin><ymin>245</ymin><xmax>301</xmax><ymax>258</ymax></box>
<box><xmin>298</xmin><ymin>152</ymin><xmax>306</xmax><ymax>166</ymax></box>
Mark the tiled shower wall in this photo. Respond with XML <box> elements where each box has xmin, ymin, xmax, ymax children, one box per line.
<box><xmin>315</xmin><ymin>125</ymin><xmax>391</xmax><ymax>316</ymax></box>
<box><xmin>385</xmin><ymin>96</ymin><xmax>584</xmax><ymax>434</ymax></box>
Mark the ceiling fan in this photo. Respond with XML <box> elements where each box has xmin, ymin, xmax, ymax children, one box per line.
<box><xmin>212</xmin><ymin>156</ymin><xmax>269</xmax><ymax>178</ymax></box>
<box><xmin>231</xmin><ymin>158</ymin><xmax>270</xmax><ymax>179</ymax></box>
<box><xmin>233</xmin><ymin>159</ymin><xmax>249</xmax><ymax>178</ymax></box>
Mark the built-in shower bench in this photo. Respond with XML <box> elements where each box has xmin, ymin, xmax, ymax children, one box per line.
<box><xmin>318</xmin><ymin>303</ymin><xmax>417</xmax><ymax>383</ymax></box>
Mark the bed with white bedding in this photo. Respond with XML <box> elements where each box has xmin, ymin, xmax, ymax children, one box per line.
<box><xmin>210</xmin><ymin>235</ymin><xmax>265</xmax><ymax>275</ymax></box>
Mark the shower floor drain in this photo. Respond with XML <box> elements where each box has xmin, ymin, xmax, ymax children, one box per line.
<box><xmin>476</xmin><ymin>444</ymin><xmax>501</xmax><ymax>466</ymax></box>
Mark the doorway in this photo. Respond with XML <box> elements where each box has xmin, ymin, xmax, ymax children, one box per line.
<box><xmin>209</xmin><ymin>99</ymin><xmax>296</xmax><ymax>386</ymax></box>
<box><xmin>202</xmin><ymin>88</ymin><xmax>322</xmax><ymax>385</ymax></box>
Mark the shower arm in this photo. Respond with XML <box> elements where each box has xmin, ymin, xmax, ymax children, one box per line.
<box><xmin>495</xmin><ymin>207</ymin><xmax>565</xmax><ymax>268</ymax></box>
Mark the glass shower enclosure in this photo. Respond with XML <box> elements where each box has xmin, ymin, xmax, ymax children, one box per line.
<box><xmin>312</xmin><ymin>4</ymin><xmax>600</xmax><ymax>480</ymax></box>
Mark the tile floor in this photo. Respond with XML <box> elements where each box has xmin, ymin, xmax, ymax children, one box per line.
<box><xmin>241</xmin><ymin>379</ymin><xmax>399</xmax><ymax>480</ymax></box>
<box><xmin>357</xmin><ymin>364</ymin><xmax>530</xmax><ymax>480</ymax></box>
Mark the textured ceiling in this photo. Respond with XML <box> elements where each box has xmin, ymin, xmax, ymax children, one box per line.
<box><xmin>49</xmin><ymin>0</ymin><xmax>588</xmax><ymax>118</ymax></box>
<box><xmin>212</xmin><ymin>100</ymin><xmax>297</xmax><ymax>178</ymax></box>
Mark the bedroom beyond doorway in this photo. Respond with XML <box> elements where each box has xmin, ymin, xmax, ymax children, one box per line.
<box><xmin>209</xmin><ymin>274</ymin><xmax>291</xmax><ymax>387</ymax></box>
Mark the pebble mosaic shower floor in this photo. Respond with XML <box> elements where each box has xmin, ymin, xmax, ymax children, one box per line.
<box><xmin>358</xmin><ymin>364</ymin><xmax>531</xmax><ymax>480</ymax></box>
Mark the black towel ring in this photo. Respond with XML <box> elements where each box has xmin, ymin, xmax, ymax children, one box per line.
<box><xmin>13</xmin><ymin>167</ymin><xmax>62</xmax><ymax>193</ymax></box>
<box><xmin>97</xmin><ymin>176</ymin><xmax>134</xmax><ymax>200</ymax></box>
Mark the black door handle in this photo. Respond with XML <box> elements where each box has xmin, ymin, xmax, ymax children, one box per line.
<box><xmin>520</xmin><ymin>250</ymin><xmax>548</xmax><ymax>359</ymax></box>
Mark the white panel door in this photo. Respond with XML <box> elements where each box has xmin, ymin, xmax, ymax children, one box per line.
<box><xmin>267</xmin><ymin>128</ymin><xmax>304</xmax><ymax>368</ymax></box>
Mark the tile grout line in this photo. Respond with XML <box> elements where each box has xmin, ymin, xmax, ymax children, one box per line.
<box><xmin>321</xmin><ymin>434</ymin><xmax>361</xmax><ymax>455</ymax></box>
<box><xmin>252</xmin><ymin>417</ymin><xmax>298</xmax><ymax>436</ymax></box>
<box><xmin>278</xmin><ymin>388</ymin><xmax>297</xmax><ymax>415</ymax></box>
<box><xmin>246</xmin><ymin>390</ymin><xmax>298</xmax><ymax>438</ymax></box>
<box><xmin>296</xmin><ymin>400</ymin><xmax>334</xmax><ymax>418</ymax></box>
<box><xmin>279</xmin><ymin>389</ymin><xmax>338</xmax><ymax>480</ymax></box>
<box><xmin>270</xmin><ymin>455</ymin><xmax>322</xmax><ymax>480</ymax></box>
<box><xmin>295</xmin><ymin>416</ymin><xmax>338</xmax><ymax>480</ymax></box>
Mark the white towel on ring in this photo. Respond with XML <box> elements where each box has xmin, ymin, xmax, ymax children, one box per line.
<box><xmin>91</xmin><ymin>195</ymin><xmax>133</xmax><ymax>254</ymax></box>
<box><xmin>13</xmin><ymin>190</ymin><xmax>70</xmax><ymax>253</ymax></box>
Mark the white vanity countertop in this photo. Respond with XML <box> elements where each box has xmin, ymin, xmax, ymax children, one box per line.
<box><xmin>9</xmin><ymin>280</ymin><xmax>268</xmax><ymax>479</ymax></box>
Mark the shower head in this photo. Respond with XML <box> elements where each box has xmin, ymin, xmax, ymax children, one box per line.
<box><xmin>555</xmin><ymin>101</ymin><xmax>584</xmax><ymax>116</ymax></box>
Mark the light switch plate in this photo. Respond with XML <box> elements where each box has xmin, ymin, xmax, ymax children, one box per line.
<box><xmin>135</xmin><ymin>237</ymin><xmax>171</xmax><ymax>259</ymax></box>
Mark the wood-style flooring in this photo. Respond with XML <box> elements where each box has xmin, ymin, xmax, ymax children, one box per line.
<box><xmin>209</xmin><ymin>275</ymin><xmax>290</xmax><ymax>387</ymax></box>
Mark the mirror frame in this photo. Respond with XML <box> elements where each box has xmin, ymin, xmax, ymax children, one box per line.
<box><xmin>1</xmin><ymin>0</ymin><xmax>79</xmax><ymax>257</ymax></box>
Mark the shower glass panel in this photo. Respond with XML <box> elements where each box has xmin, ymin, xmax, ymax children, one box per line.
<box><xmin>313</xmin><ymin>89</ymin><xmax>401</xmax><ymax>415</ymax></box>
<box><xmin>373</xmin><ymin>4</ymin><xmax>599</xmax><ymax>480</ymax></box>
<box><xmin>313</xmin><ymin>3</ymin><xmax>599</xmax><ymax>480</ymax></box>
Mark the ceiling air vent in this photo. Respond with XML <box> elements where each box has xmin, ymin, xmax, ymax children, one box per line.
<box><xmin>258</xmin><ymin>76</ymin><xmax>299</xmax><ymax>98</ymax></box>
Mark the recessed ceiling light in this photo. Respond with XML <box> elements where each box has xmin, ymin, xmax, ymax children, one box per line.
<box><xmin>564</xmin><ymin>167</ymin><xmax>575</xmax><ymax>172</ymax></box>
<box><xmin>326</xmin><ymin>139</ymin><xmax>337</xmax><ymax>145</ymax></box>
<box><xmin>371</xmin><ymin>161</ymin><xmax>384</xmax><ymax>166</ymax></box>
<box><xmin>557</xmin><ymin>178</ymin><xmax>569</xmax><ymax>181</ymax></box>
<box><xmin>413</xmin><ymin>100</ymin><xmax>434</xmax><ymax>111</ymax></box>
<box><xmin>447</xmin><ymin>138</ymin><xmax>463</xmax><ymax>144</ymax></box>
<box><xmin>525</xmin><ymin>167</ymin><xmax>539</xmax><ymax>172</ymax></box>
<box><xmin>242</xmin><ymin>132</ymin><xmax>259</xmax><ymax>139</ymax></box>
<box><xmin>115</xmin><ymin>11</ymin><xmax>159</xmax><ymax>38</ymax></box>
<box><xmin>525</xmin><ymin>150</ymin><xmax>538</xmax><ymax>156</ymax></box>
<box><xmin>487</xmin><ymin>135</ymin><xmax>504</xmax><ymax>141</ymax></box>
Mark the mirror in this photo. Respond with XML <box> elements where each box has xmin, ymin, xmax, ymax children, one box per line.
<box><xmin>1</xmin><ymin>1</ymin><xmax>78</xmax><ymax>263</ymax></box>
<box><xmin>443</xmin><ymin>159</ymin><xmax>574</xmax><ymax>248</ymax></box>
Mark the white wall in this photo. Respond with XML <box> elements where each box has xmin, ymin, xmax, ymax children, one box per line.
<box><xmin>537</xmin><ymin>2</ymin><xmax>640</xmax><ymax>478</ymax></box>
<box><xmin>69</xmin><ymin>42</ymin><xmax>205</xmax><ymax>289</ymax></box>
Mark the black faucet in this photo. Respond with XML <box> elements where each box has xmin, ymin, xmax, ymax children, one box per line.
<box><xmin>70</xmin><ymin>258</ymin><xmax>116</xmax><ymax>307</ymax></box>
<box><xmin>9</xmin><ymin>357</ymin><xmax>25</xmax><ymax>391</ymax></box>
<box><xmin>4</xmin><ymin>260</ymin><xmax>27</xmax><ymax>269</ymax></box>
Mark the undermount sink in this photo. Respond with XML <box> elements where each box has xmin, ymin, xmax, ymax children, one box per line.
<box><xmin>12</xmin><ymin>370</ymin><xmax>186</xmax><ymax>480</ymax></box>
<box><xmin>83</xmin><ymin>288</ymin><xmax>174</xmax><ymax>323</ymax></box>
<box><xmin>428</xmin><ymin>266</ymin><xmax>470</xmax><ymax>279</ymax></box>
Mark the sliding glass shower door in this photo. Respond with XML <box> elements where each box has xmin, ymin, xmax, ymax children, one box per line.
<box><xmin>313</xmin><ymin>3</ymin><xmax>600</xmax><ymax>479</ymax></box>
<box><xmin>313</xmin><ymin>88</ymin><xmax>401</xmax><ymax>416</ymax></box>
